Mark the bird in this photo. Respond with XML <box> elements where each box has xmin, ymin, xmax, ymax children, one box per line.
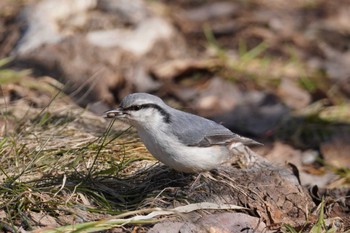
<box><xmin>104</xmin><ymin>93</ymin><xmax>261</xmax><ymax>173</ymax></box>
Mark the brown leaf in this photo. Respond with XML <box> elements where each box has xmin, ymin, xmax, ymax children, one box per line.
<box><xmin>29</xmin><ymin>211</ymin><xmax>59</xmax><ymax>227</ymax></box>
<box><xmin>151</xmin><ymin>59</ymin><xmax>218</xmax><ymax>80</ymax></box>
<box><xmin>321</xmin><ymin>135</ymin><xmax>350</xmax><ymax>169</ymax></box>
<box><xmin>277</xmin><ymin>79</ymin><xmax>311</xmax><ymax>110</ymax></box>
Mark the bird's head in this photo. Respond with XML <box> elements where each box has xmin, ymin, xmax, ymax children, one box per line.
<box><xmin>104</xmin><ymin>93</ymin><xmax>171</xmax><ymax>128</ymax></box>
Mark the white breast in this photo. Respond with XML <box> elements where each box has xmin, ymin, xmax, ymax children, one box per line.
<box><xmin>136</xmin><ymin>125</ymin><xmax>231</xmax><ymax>173</ymax></box>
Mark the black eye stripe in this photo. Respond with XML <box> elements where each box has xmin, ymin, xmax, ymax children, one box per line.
<box><xmin>124</xmin><ymin>105</ymin><xmax>142</xmax><ymax>111</ymax></box>
<box><xmin>123</xmin><ymin>104</ymin><xmax>154</xmax><ymax>111</ymax></box>
<box><xmin>123</xmin><ymin>103</ymin><xmax>171</xmax><ymax>123</ymax></box>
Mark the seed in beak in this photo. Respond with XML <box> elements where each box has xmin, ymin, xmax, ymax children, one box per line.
<box><xmin>103</xmin><ymin>109</ymin><xmax>123</xmax><ymax>118</ymax></box>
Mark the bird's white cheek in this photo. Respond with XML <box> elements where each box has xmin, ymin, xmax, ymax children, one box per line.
<box><xmin>119</xmin><ymin>113</ymin><xmax>139</xmax><ymax>126</ymax></box>
<box><xmin>126</xmin><ymin>113</ymin><xmax>150</xmax><ymax>127</ymax></box>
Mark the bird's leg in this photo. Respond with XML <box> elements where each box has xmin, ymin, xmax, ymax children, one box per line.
<box><xmin>188</xmin><ymin>171</ymin><xmax>213</xmax><ymax>191</ymax></box>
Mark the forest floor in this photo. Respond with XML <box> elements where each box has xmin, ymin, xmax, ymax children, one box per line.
<box><xmin>0</xmin><ymin>0</ymin><xmax>350</xmax><ymax>232</ymax></box>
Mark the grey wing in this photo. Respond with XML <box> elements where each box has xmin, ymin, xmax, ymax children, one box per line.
<box><xmin>170</xmin><ymin>110</ymin><xmax>260</xmax><ymax>147</ymax></box>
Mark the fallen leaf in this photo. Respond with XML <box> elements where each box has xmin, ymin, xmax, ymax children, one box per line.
<box><xmin>30</xmin><ymin>211</ymin><xmax>59</xmax><ymax>227</ymax></box>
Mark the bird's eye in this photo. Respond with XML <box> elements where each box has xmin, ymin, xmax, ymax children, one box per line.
<box><xmin>130</xmin><ymin>105</ymin><xmax>142</xmax><ymax>111</ymax></box>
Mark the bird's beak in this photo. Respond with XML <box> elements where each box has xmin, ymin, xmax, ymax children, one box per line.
<box><xmin>103</xmin><ymin>108</ymin><xmax>125</xmax><ymax>118</ymax></box>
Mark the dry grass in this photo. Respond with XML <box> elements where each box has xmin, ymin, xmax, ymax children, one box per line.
<box><xmin>0</xmin><ymin>76</ymin><xmax>161</xmax><ymax>231</ymax></box>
